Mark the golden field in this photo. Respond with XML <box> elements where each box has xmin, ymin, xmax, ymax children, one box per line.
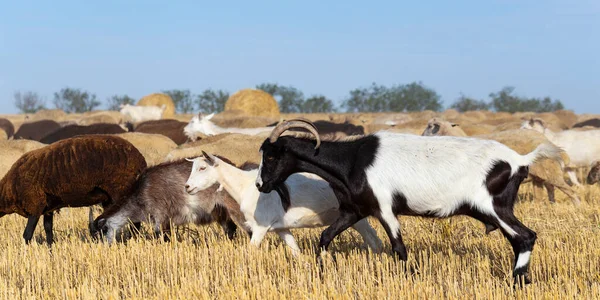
<box><xmin>0</xmin><ymin>183</ymin><xmax>598</xmax><ymax>299</ymax></box>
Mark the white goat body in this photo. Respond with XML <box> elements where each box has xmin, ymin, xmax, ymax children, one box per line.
<box><xmin>185</xmin><ymin>154</ymin><xmax>383</xmax><ymax>255</ymax></box>
<box><xmin>120</xmin><ymin>104</ymin><xmax>166</xmax><ymax>124</ymax></box>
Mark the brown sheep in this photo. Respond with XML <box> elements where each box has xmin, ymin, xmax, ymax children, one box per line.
<box><xmin>132</xmin><ymin>119</ymin><xmax>189</xmax><ymax>145</ymax></box>
<box><xmin>0</xmin><ymin>118</ymin><xmax>15</xmax><ymax>139</ymax></box>
<box><xmin>0</xmin><ymin>135</ymin><xmax>147</xmax><ymax>244</ymax></box>
<box><xmin>421</xmin><ymin>119</ymin><xmax>579</xmax><ymax>204</ymax></box>
<box><xmin>39</xmin><ymin>123</ymin><xmax>126</xmax><ymax>144</ymax></box>
<box><xmin>90</xmin><ymin>158</ymin><xmax>252</xmax><ymax>242</ymax></box>
<box><xmin>14</xmin><ymin>120</ymin><xmax>61</xmax><ymax>141</ymax></box>
<box><xmin>422</xmin><ymin>118</ymin><xmax>467</xmax><ymax>136</ymax></box>
<box><xmin>587</xmin><ymin>161</ymin><xmax>600</xmax><ymax>185</ymax></box>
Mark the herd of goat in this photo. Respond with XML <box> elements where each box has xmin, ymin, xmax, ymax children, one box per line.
<box><xmin>1</xmin><ymin>105</ymin><xmax>600</xmax><ymax>287</ymax></box>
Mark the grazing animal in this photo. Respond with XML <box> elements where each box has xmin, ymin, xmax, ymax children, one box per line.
<box><xmin>255</xmin><ymin>119</ymin><xmax>563</xmax><ymax>284</ymax></box>
<box><xmin>132</xmin><ymin>119</ymin><xmax>189</xmax><ymax>145</ymax></box>
<box><xmin>522</xmin><ymin>118</ymin><xmax>600</xmax><ymax>185</ymax></box>
<box><xmin>0</xmin><ymin>118</ymin><xmax>15</xmax><ymax>139</ymax></box>
<box><xmin>421</xmin><ymin>118</ymin><xmax>467</xmax><ymax>137</ymax></box>
<box><xmin>288</xmin><ymin>120</ymin><xmax>364</xmax><ymax>137</ymax></box>
<box><xmin>423</xmin><ymin>119</ymin><xmax>580</xmax><ymax>204</ymax></box>
<box><xmin>185</xmin><ymin>152</ymin><xmax>383</xmax><ymax>256</ymax></box>
<box><xmin>572</xmin><ymin>118</ymin><xmax>600</xmax><ymax>129</ymax></box>
<box><xmin>90</xmin><ymin>159</ymin><xmax>246</xmax><ymax>242</ymax></box>
<box><xmin>14</xmin><ymin>120</ymin><xmax>61</xmax><ymax>141</ymax></box>
<box><xmin>39</xmin><ymin>123</ymin><xmax>126</xmax><ymax>144</ymax></box>
<box><xmin>120</xmin><ymin>104</ymin><xmax>166</xmax><ymax>124</ymax></box>
<box><xmin>0</xmin><ymin>135</ymin><xmax>147</xmax><ymax>244</ymax></box>
<box><xmin>184</xmin><ymin>113</ymin><xmax>274</xmax><ymax>141</ymax></box>
<box><xmin>587</xmin><ymin>161</ymin><xmax>600</xmax><ymax>185</ymax></box>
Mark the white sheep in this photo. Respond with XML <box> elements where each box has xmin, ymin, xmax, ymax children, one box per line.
<box><xmin>119</xmin><ymin>104</ymin><xmax>166</xmax><ymax>124</ymax></box>
<box><xmin>522</xmin><ymin>118</ymin><xmax>600</xmax><ymax>185</ymax></box>
<box><xmin>184</xmin><ymin>152</ymin><xmax>383</xmax><ymax>256</ymax></box>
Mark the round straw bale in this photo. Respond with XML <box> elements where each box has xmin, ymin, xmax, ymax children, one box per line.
<box><xmin>224</xmin><ymin>89</ymin><xmax>280</xmax><ymax>118</ymax></box>
<box><xmin>461</xmin><ymin>111</ymin><xmax>488</xmax><ymax>122</ymax></box>
<box><xmin>553</xmin><ymin>110</ymin><xmax>578</xmax><ymax>128</ymax></box>
<box><xmin>77</xmin><ymin>112</ymin><xmax>121</xmax><ymax>125</ymax></box>
<box><xmin>138</xmin><ymin>93</ymin><xmax>176</xmax><ymax>118</ymax></box>
<box><xmin>440</xmin><ymin>109</ymin><xmax>460</xmax><ymax>119</ymax></box>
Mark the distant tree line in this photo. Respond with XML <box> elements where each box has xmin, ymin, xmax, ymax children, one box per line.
<box><xmin>13</xmin><ymin>83</ymin><xmax>566</xmax><ymax>114</ymax></box>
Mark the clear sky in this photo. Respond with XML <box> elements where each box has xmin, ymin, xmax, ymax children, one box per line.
<box><xmin>1</xmin><ymin>0</ymin><xmax>598</xmax><ymax>114</ymax></box>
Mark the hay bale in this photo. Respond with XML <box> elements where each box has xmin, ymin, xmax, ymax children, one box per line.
<box><xmin>408</xmin><ymin>110</ymin><xmax>438</xmax><ymax>121</ymax></box>
<box><xmin>0</xmin><ymin>130</ymin><xmax>6</xmax><ymax>140</ymax></box>
<box><xmin>224</xmin><ymin>89</ymin><xmax>280</xmax><ymax>118</ymax></box>
<box><xmin>461</xmin><ymin>111</ymin><xmax>488</xmax><ymax>122</ymax></box>
<box><xmin>28</xmin><ymin>109</ymin><xmax>67</xmax><ymax>122</ymax></box>
<box><xmin>138</xmin><ymin>93</ymin><xmax>176</xmax><ymax>118</ymax></box>
<box><xmin>165</xmin><ymin>133</ymin><xmax>269</xmax><ymax>165</ymax></box>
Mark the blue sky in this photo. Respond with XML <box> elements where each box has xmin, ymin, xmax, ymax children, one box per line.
<box><xmin>1</xmin><ymin>0</ymin><xmax>598</xmax><ymax>114</ymax></box>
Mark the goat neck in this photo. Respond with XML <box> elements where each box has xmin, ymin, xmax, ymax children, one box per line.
<box><xmin>213</xmin><ymin>159</ymin><xmax>256</xmax><ymax>205</ymax></box>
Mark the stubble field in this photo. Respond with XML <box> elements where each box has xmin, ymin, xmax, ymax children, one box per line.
<box><xmin>0</xmin><ymin>182</ymin><xmax>598</xmax><ymax>299</ymax></box>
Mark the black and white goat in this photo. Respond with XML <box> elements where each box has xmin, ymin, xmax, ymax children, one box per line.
<box><xmin>255</xmin><ymin>119</ymin><xmax>563</xmax><ymax>284</ymax></box>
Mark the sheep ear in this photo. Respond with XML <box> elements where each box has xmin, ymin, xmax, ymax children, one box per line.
<box><xmin>205</xmin><ymin>113</ymin><xmax>215</xmax><ymax>120</ymax></box>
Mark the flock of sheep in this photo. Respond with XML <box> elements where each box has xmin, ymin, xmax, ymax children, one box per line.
<box><xmin>1</xmin><ymin>99</ymin><xmax>599</xmax><ymax>287</ymax></box>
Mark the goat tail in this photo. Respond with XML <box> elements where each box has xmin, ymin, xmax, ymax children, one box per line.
<box><xmin>520</xmin><ymin>142</ymin><xmax>563</xmax><ymax>166</ymax></box>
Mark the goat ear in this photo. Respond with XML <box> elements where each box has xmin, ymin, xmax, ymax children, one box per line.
<box><xmin>201</xmin><ymin>151</ymin><xmax>217</xmax><ymax>166</ymax></box>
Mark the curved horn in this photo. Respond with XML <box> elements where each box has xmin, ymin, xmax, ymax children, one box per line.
<box><xmin>268</xmin><ymin>118</ymin><xmax>321</xmax><ymax>149</ymax></box>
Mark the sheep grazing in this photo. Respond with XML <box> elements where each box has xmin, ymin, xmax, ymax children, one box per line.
<box><xmin>90</xmin><ymin>159</ymin><xmax>246</xmax><ymax>243</ymax></box>
<box><xmin>587</xmin><ymin>161</ymin><xmax>600</xmax><ymax>185</ymax></box>
<box><xmin>0</xmin><ymin>135</ymin><xmax>147</xmax><ymax>244</ymax></box>
<box><xmin>0</xmin><ymin>118</ymin><xmax>15</xmax><ymax>139</ymax></box>
<box><xmin>288</xmin><ymin>120</ymin><xmax>365</xmax><ymax>137</ymax></box>
<box><xmin>185</xmin><ymin>152</ymin><xmax>383</xmax><ymax>256</ymax></box>
<box><xmin>572</xmin><ymin>118</ymin><xmax>600</xmax><ymax>129</ymax></box>
<box><xmin>255</xmin><ymin>119</ymin><xmax>564</xmax><ymax>284</ymax></box>
<box><xmin>132</xmin><ymin>119</ymin><xmax>189</xmax><ymax>145</ymax></box>
<box><xmin>39</xmin><ymin>123</ymin><xmax>126</xmax><ymax>144</ymax></box>
<box><xmin>421</xmin><ymin>118</ymin><xmax>467</xmax><ymax>137</ymax></box>
<box><xmin>423</xmin><ymin>118</ymin><xmax>580</xmax><ymax>204</ymax></box>
<box><xmin>116</xmin><ymin>132</ymin><xmax>178</xmax><ymax>167</ymax></box>
<box><xmin>14</xmin><ymin>120</ymin><xmax>61</xmax><ymax>141</ymax></box>
<box><xmin>522</xmin><ymin>118</ymin><xmax>600</xmax><ymax>185</ymax></box>
<box><xmin>120</xmin><ymin>104</ymin><xmax>166</xmax><ymax>124</ymax></box>
<box><xmin>184</xmin><ymin>113</ymin><xmax>274</xmax><ymax>141</ymax></box>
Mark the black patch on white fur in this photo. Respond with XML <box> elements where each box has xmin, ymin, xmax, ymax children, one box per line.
<box><xmin>485</xmin><ymin>161</ymin><xmax>512</xmax><ymax>195</ymax></box>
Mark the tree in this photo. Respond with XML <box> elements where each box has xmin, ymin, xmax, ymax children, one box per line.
<box><xmin>163</xmin><ymin>89</ymin><xmax>194</xmax><ymax>113</ymax></box>
<box><xmin>302</xmin><ymin>95</ymin><xmax>336</xmax><ymax>113</ymax></box>
<box><xmin>14</xmin><ymin>91</ymin><xmax>46</xmax><ymax>113</ymax></box>
<box><xmin>196</xmin><ymin>89</ymin><xmax>229</xmax><ymax>113</ymax></box>
<box><xmin>107</xmin><ymin>95</ymin><xmax>136</xmax><ymax>111</ymax></box>
<box><xmin>489</xmin><ymin>86</ymin><xmax>564</xmax><ymax>113</ymax></box>
<box><xmin>256</xmin><ymin>83</ymin><xmax>305</xmax><ymax>113</ymax></box>
<box><xmin>342</xmin><ymin>82</ymin><xmax>442</xmax><ymax>112</ymax></box>
<box><xmin>53</xmin><ymin>87</ymin><xmax>100</xmax><ymax>113</ymax></box>
<box><xmin>450</xmin><ymin>94</ymin><xmax>490</xmax><ymax>112</ymax></box>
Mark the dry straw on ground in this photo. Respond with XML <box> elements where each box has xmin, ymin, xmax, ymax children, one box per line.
<box><xmin>138</xmin><ymin>93</ymin><xmax>176</xmax><ymax>119</ymax></box>
<box><xmin>0</xmin><ymin>183</ymin><xmax>598</xmax><ymax>299</ymax></box>
<box><xmin>225</xmin><ymin>89</ymin><xmax>280</xmax><ymax>119</ymax></box>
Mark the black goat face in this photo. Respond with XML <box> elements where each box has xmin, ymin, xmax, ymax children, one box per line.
<box><xmin>256</xmin><ymin>140</ymin><xmax>294</xmax><ymax>193</ymax></box>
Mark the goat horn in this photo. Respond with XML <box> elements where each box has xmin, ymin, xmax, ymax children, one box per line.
<box><xmin>268</xmin><ymin>118</ymin><xmax>321</xmax><ymax>149</ymax></box>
